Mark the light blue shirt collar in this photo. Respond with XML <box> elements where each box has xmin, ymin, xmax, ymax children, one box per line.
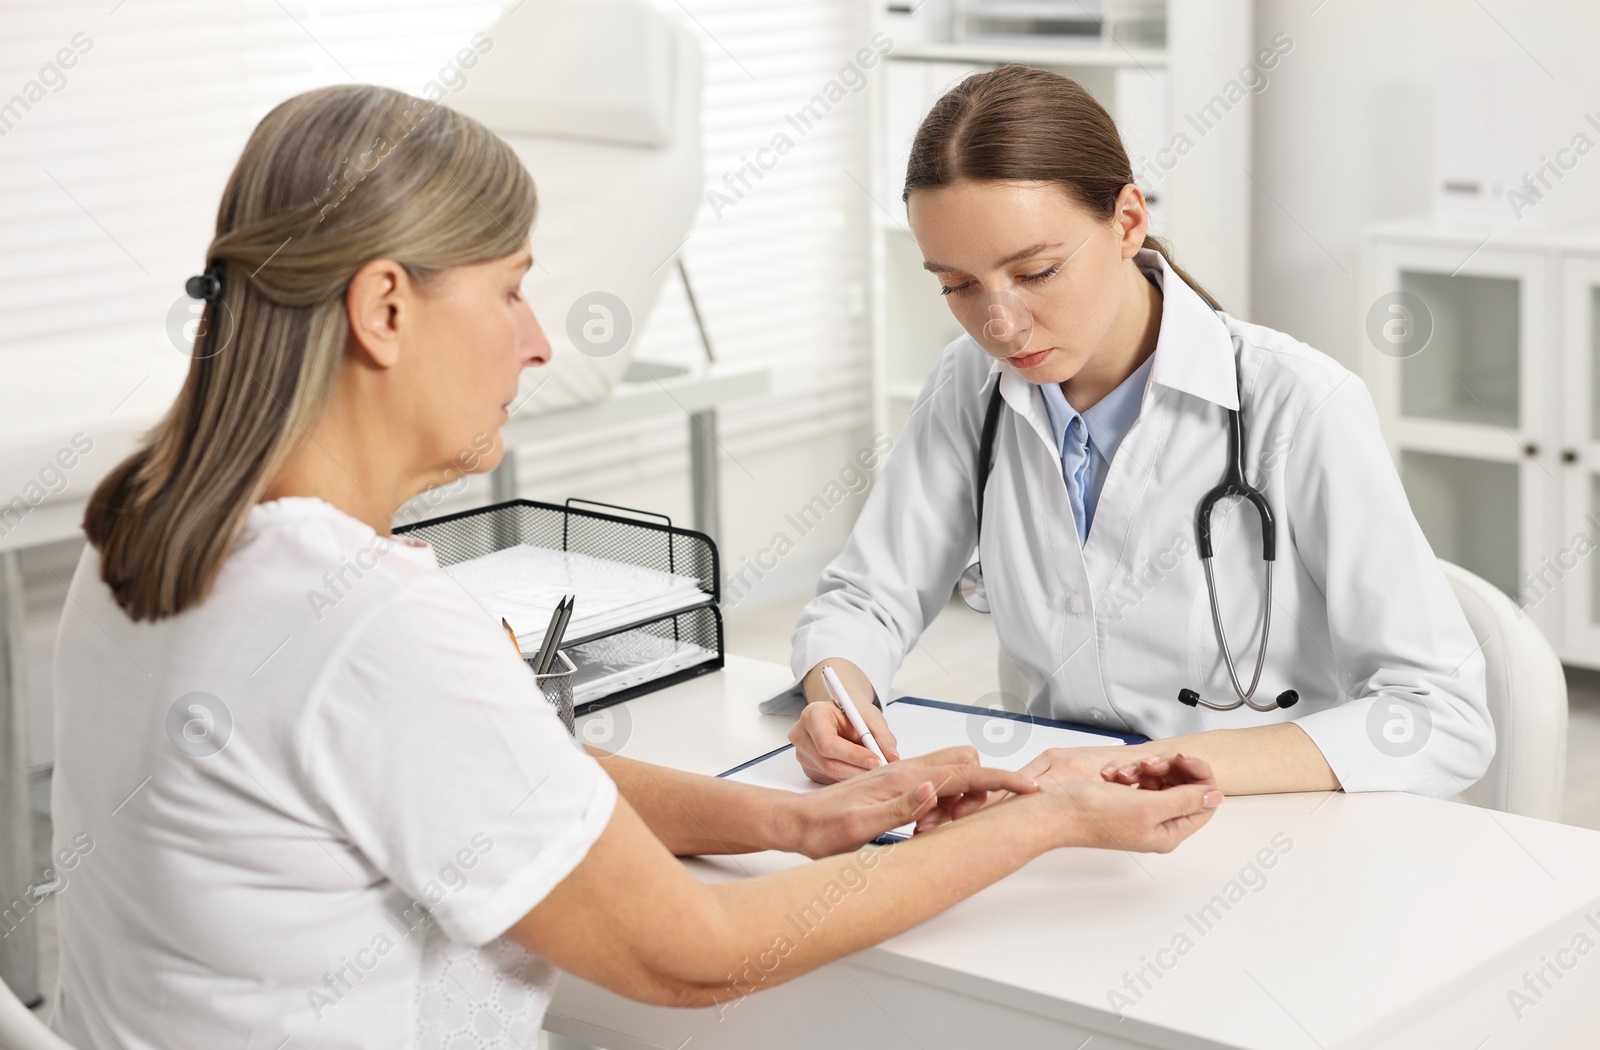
<box><xmin>1038</xmin><ymin>350</ymin><xmax>1155</xmax><ymax>470</ymax></box>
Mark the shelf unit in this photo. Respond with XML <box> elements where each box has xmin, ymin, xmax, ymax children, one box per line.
<box><xmin>867</xmin><ymin>0</ymin><xmax>1255</xmax><ymax>440</ymax></box>
<box><xmin>888</xmin><ymin>42</ymin><xmax>1166</xmax><ymax>67</ymax></box>
<box><xmin>1359</xmin><ymin>219</ymin><xmax>1600</xmax><ymax>669</ymax></box>
<box><xmin>941</xmin><ymin>0</ymin><xmax>1167</xmax><ymax>49</ymax></box>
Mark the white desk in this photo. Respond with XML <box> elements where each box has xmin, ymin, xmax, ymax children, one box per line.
<box><xmin>563</xmin><ymin>656</ymin><xmax>1600</xmax><ymax>1050</ymax></box>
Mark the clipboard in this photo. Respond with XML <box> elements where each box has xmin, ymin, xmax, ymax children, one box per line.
<box><xmin>721</xmin><ymin>696</ymin><xmax>1149</xmax><ymax>842</ymax></box>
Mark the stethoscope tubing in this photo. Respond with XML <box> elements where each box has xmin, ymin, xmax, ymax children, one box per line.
<box><xmin>1187</xmin><ymin>404</ymin><xmax>1296</xmax><ymax>712</ymax></box>
<box><xmin>960</xmin><ymin>358</ymin><xmax>1297</xmax><ymax>712</ymax></box>
<box><xmin>1196</xmin><ymin>557</ymin><xmax>1285</xmax><ymax>712</ymax></box>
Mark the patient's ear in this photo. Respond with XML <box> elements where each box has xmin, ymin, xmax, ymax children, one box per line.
<box><xmin>345</xmin><ymin>258</ymin><xmax>410</xmax><ymax>368</ymax></box>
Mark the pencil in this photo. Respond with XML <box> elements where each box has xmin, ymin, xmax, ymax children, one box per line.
<box><xmin>531</xmin><ymin>596</ymin><xmax>568</xmax><ymax>674</ymax></box>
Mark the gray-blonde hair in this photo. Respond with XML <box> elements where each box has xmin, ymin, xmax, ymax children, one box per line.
<box><xmin>85</xmin><ymin>84</ymin><xmax>537</xmax><ymax>621</ymax></box>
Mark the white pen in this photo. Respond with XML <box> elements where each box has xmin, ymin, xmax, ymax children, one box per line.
<box><xmin>820</xmin><ymin>664</ymin><xmax>888</xmax><ymax>765</ymax></box>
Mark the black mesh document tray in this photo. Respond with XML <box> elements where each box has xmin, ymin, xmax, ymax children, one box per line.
<box><xmin>394</xmin><ymin>498</ymin><xmax>724</xmax><ymax>715</ymax></box>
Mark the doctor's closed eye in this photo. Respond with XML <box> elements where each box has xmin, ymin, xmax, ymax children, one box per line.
<box><xmin>938</xmin><ymin>264</ymin><xmax>1062</xmax><ymax>297</ymax></box>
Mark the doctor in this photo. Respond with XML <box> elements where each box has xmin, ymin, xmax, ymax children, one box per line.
<box><xmin>784</xmin><ymin>65</ymin><xmax>1493</xmax><ymax>800</ymax></box>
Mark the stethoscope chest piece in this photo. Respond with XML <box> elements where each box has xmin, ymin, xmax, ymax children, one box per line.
<box><xmin>958</xmin><ymin>560</ymin><xmax>990</xmax><ymax>614</ymax></box>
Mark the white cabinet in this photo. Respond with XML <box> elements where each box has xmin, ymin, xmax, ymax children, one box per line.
<box><xmin>866</xmin><ymin>0</ymin><xmax>1256</xmax><ymax>441</ymax></box>
<box><xmin>1558</xmin><ymin>254</ymin><xmax>1600</xmax><ymax>661</ymax></box>
<box><xmin>1360</xmin><ymin>221</ymin><xmax>1600</xmax><ymax>668</ymax></box>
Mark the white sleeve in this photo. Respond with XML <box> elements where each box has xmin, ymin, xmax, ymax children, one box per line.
<box><xmin>786</xmin><ymin>342</ymin><xmax>989</xmax><ymax>707</ymax></box>
<box><xmin>300</xmin><ymin>573</ymin><xmax>616</xmax><ymax>946</ymax></box>
<box><xmin>1284</xmin><ymin>373</ymin><xmax>1495</xmax><ymax>797</ymax></box>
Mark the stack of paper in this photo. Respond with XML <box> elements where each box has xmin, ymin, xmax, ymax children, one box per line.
<box><xmin>443</xmin><ymin>544</ymin><xmax>710</xmax><ymax>655</ymax></box>
<box><xmin>565</xmin><ymin>632</ymin><xmax>717</xmax><ymax>705</ymax></box>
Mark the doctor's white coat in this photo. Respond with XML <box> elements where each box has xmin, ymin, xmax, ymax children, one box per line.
<box><xmin>787</xmin><ymin>249</ymin><xmax>1493</xmax><ymax>798</ymax></box>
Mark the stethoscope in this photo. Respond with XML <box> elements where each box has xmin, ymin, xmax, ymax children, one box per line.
<box><xmin>1182</xmin><ymin>403</ymin><xmax>1298</xmax><ymax>711</ymax></box>
<box><xmin>957</xmin><ymin>359</ymin><xmax>1299</xmax><ymax>713</ymax></box>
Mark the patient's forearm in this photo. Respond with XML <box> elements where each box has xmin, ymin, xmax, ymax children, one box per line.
<box><xmin>1123</xmin><ymin>722</ymin><xmax>1338</xmax><ymax>795</ymax></box>
<box><xmin>587</xmin><ymin>747</ymin><xmax>796</xmax><ymax>856</ymax></box>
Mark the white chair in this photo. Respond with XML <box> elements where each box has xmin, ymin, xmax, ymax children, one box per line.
<box><xmin>996</xmin><ymin>559</ymin><xmax>1569</xmax><ymax>819</ymax></box>
<box><xmin>1441</xmin><ymin>559</ymin><xmax>1568</xmax><ymax>819</ymax></box>
<box><xmin>451</xmin><ymin>0</ymin><xmax>705</xmax><ymax>417</ymax></box>
<box><xmin>450</xmin><ymin>0</ymin><xmax>773</xmax><ymax>544</ymax></box>
<box><xmin>0</xmin><ymin>979</ymin><xmax>73</xmax><ymax>1050</ymax></box>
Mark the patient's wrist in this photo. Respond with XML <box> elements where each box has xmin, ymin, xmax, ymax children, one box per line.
<box><xmin>771</xmin><ymin>791</ymin><xmax>807</xmax><ymax>854</ymax></box>
<box><xmin>975</xmin><ymin>793</ymin><xmax>1060</xmax><ymax>855</ymax></box>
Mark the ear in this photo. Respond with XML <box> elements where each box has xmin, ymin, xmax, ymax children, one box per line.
<box><xmin>1112</xmin><ymin>183</ymin><xmax>1151</xmax><ymax>259</ymax></box>
<box><xmin>345</xmin><ymin>258</ymin><xmax>411</xmax><ymax>369</ymax></box>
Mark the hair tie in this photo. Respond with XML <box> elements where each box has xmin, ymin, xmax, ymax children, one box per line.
<box><xmin>184</xmin><ymin>260</ymin><xmax>226</xmax><ymax>304</ymax></box>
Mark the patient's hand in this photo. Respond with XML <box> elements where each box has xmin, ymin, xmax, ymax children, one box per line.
<box><xmin>788</xmin><ymin>746</ymin><xmax>1038</xmax><ymax>858</ymax></box>
<box><xmin>1019</xmin><ymin>748</ymin><xmax>1216</xmax><ymax>792</ymax></box>
<box><xmin>1094</xmin><ymin>752</ymin><xmax>1216</xmax><ymax>792</ymax></box>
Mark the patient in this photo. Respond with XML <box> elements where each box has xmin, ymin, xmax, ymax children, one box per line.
<box><xmin>50</xmin><ymin>84</ymin><xmax>1221</xmax><ymax>1049</ymax></box>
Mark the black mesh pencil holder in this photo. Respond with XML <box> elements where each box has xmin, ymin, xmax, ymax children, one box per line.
<box><xmin>395</xmin><ymin>497</ymin><xmax>725</xmax><ymax>716</ymax></box>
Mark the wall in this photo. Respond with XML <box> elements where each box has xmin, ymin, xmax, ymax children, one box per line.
<box><xmin>4</xmin><ymin>0</ymin><xmax>885</xmax><ymax>769</ymax></box>
<box><xmin>1250</xmin><ymin>0</ymin><xmax>1600</xmax><ymax>367</ymax></box>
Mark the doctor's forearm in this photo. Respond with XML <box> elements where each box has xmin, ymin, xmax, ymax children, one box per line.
<box><xmin>1125</xmin><ymin>722</ymin><xmax>1340</xmax><ymax>795</ymax></box>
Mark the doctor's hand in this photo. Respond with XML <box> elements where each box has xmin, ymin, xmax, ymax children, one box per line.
<box><xmin>790</xmin><ymin>660</ymin><xmax>901</xmax><ymax>784</ymax></box>
<box><xmin>786</xmin><ymin>746</ymin><xmax>1038</xmax><ymax>859</ymax></box>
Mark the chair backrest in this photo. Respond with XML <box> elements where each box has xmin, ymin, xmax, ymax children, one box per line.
<box><xmin>452</xmin><ymin>0</ymin><xmax>681</xmax><ymax>148</ymax></box>
<box><xmin>451</xmin><ymin>0</ymin><xmax>705</xmax><ymax>417</ymax></box>
<box><xmin>993</xmin><ymin>559</ymin><xmax>1568</xmax><ymax>819</ymax></box>
<box><xmin>0</xmin><ymin>979</ymin><xmax>75</xmax><ymax>1050</ymax></box>
<box><xmin>1440</xmin><ymin>559</ymin><xmax>1568</xmax><ymax>819</ymax></box>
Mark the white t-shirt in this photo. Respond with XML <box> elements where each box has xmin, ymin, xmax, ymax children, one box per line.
<box><xmin>49</xmin><ymin>497</ymin><xmax>617</xmax><ymax>1050</ymax></box>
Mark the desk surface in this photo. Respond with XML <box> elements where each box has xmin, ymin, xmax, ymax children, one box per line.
<box><xmin>566</xmin><ymin>656</ymin><xmax>1600</xmax><ymax>1050</ymax></box>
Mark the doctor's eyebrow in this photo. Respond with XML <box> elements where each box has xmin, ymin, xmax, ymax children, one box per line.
<box><xmin>510</xmin><ymin>250</ymin><xmax>534</xmax><ymax>272</ymax></box>
<box><xmin>922</xmin><ymin>241</ymin><xmax>1067</xmax><ymax>274</ymax></box>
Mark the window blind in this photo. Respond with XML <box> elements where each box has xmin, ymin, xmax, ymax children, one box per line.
<box><xmin>0</xmin><ymin>0</ymin><xmax>875</xmax><ymax>487</ymax></box>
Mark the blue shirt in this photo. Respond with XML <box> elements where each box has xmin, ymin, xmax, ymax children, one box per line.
<box><xmin>1038</xmin><ymin>351</ymin><xmax>1155</xmax><ymax>543</ymax></box>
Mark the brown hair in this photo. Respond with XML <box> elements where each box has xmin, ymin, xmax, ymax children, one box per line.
<box><xmin>84</xmin><ymin>84</ymin><xmax>537</xmax><ymax>621</ymax></box>
<box><xmin>903</xmin><ymin>64</ymin><xmax>1221</xmax><ymax>311</ymax></box>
